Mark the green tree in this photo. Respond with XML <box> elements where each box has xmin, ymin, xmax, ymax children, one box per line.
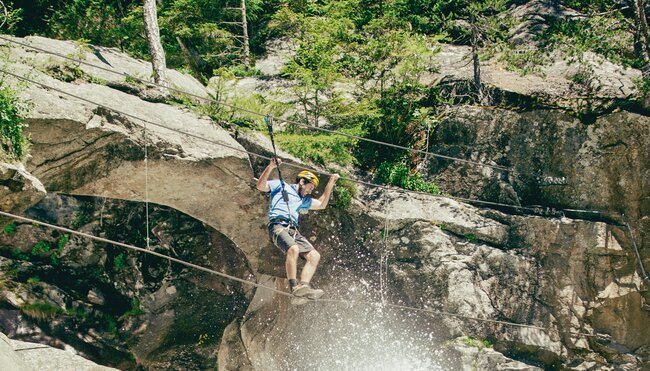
<box><xmin>272</xmin><ymin>7</ymin><xmax>354</xmax><ymax>127</ymax></box>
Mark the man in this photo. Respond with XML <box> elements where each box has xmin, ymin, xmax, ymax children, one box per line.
<box><xmin>256</xmin><ymin>158</ymin><xmax>340</xmax><ymax>299</ymax></box>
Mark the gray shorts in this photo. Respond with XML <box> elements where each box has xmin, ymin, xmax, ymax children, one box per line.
<box><xmin>268</xmin><ymin>222</ymin><xmax>315</xmax><ymax>255</ymax></box>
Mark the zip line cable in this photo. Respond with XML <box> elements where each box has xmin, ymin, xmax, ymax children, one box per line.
<box><xmin>0</xmin><ymin>209</ymin><xmax>601</xmax><ymax>339</ymax></box>
<box><xmin>0</xmin><ymin>68</ymin><xmax>608</xmax><ymax>217</ymax></box>
<box><xmin>0</xmin><ymin>35</ymin><xmax>511</xmax><ymax>173</ymax></box>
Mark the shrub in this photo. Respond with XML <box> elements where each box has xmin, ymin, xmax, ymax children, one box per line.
<box><xmin>114</xmin><ymin>253</ymin><xmax>126</xmax><ymax>270</ymax></box>
<box><xmin>376</xmin><ymin>161</ymin><xmax>440</xmax><ymax>194</ymax></box>
<box><xmin>31</xmin><ymin>241</ymin><xmax>51</xmax><ymax>256</ymax></box>
<box><xmin>2</xmin><ymin>222</ymin><xmax>17</xmax><ymax>235</ymax></box>
<box><xmin>275</xmin><ymin>130</ymin><xmax>359</xmax><ymax>167</ymax></box>
<box><xmin>0</xmin><ymin>86</ymin><xmax>28</xmax><ymax>161</ymax></box>
<box><xmin>332</xmin><ymin>179</ymin><xmax>356</xmax><ymax>209</ymax></box>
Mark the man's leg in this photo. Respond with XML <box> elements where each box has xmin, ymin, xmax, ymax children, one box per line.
<box><xmin>299</xmin><ymin>250</ymin><xmax>321</xmax><ymax>284</ymax></box>
<box><xmin>286</xmin><ymin>245</ymin><xmax>300</xmax><ymax>285</ymax></box>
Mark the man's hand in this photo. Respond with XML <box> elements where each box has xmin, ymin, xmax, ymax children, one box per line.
<box><xmin>269</xmin><ymin>158</ymin><xmax>282</xmax><ymax>169</ymax></box>
<box><xmin>329</xmin><ymin>174</ymin><xmax>340</xmax><ymax>183</ymax></box>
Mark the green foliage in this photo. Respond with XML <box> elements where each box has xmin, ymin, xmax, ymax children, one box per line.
<box><xmin>0</xmin><ymin>2</ymin><xmax>23</xmax><ymax>33</ymax></box>
<box><xmin>0</xmin><ymin>86</ymin><xmax>28</xmax><ymax>161</ymax></box>
<box><xmin>274</xmin><ymin>8</ymin><xmax>354</xmax><ymax>126</ymax></box>
<box><xmin>464</xmin><ymin>233</ymin><xmax>478</xmax><ymax>243</ymax></box>
<box><xmin>58</xmin><ymin>234</ymin><xmax>69</xmax><ymax>251</ymax></box>
<box><xmin>31</xmin><ymin>240</ymin><xmax>51</xmax><ymax>256</ymax></box>
<box><xmin>355</xmin><ymin>82</ymin><xmax>436</xmax><ymax>169</ymax></box>
<box><xmin>204</xmin><ymin>90</ymin><xmax>290</xmax><ymax>130</ymax></box>
<box><xmin>539</xmin><ymin>14</ymin><xmax>635</xmax><ymax>66</ymax></box>
<box><xmin>13</xmin><ymin>248</ymin><xmax>29</xmax><ymax>261</ymax></box>
<box><xmin>2</xmin><ymin>222</ymin><xmax>17</xmax><ymax>236</ymax></box>
<box><xmin>332</xmin><ymin>179</ymin><xmax>357</xmax><ymax>209</ymax></box>
<box><xmin>26</xmin><ymin>276</ymin><xmax>40</xmax><ymax>285</ymax></box>
<box><xmin>376</xmin><ymin>161</ymin><xmax>440</xmax><ymax>194</ymax></box>
<box><xmin>462</xmin><ymin>336</ymin><xmax>493</xmax><ymax>348</ymax></box>
<box><xmin>114</xmin><ymin>253</ymin><xmax>126</xmax><ymax>271</ymax></box>
<box><xmin>275</xmin><ymin>130</ymin><xmax>360</xmax><ymax>167</ymax></box>
<box><xmin>120</xmin><ymin>298</ymin><xmax>145</xmax><ymax>319</ymax></box>
<box><xmin>227</xmin><ymin>65</ymin><xmax>262</xmax><ymax>78</ymax></box>
<box><xmin>634</xmin><ymin>77</ymin><xmax>650</xmax><ymax>95</ymax></box>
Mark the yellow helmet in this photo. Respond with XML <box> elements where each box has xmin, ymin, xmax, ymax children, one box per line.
<box><xmin>296</xmin><ymin>170</ymin><xmax>320</xmax><ymax>187</ymax></box>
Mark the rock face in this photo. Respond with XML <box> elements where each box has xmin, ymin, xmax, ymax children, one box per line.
<box><xmin>1</xmin><ymin>332</ymin><xmax>116</xmax><ymax>371</ymax></box>
<box><xmin>426</xmin><ymin>106</ymin><xmax>650</xmax><ymax>257</ymax></box>
<box><xmin>0</xmin><ymin>163</ymin><xmax>46</xmax><ymax>225</ymax></box>
<box><xmin>0</xmin><ymin>34</ymin><xmax>648</xmax><ymax>371</ymax></box>
<box><xmin>1</xmin><ymin>194</ymin><xmax>252</xmax><ymax>369</ymax></box>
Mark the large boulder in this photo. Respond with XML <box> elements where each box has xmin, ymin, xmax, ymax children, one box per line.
<box><xmin>0</xmin><ymin>163</ymin><xmax>46</xmax><ymax>225</ymax></box>
<box><xmin>2</xmin><ymin>35</ymin><xmax>210</xmax><ymax>101</ymax></box>
<box><xmin>1</xmin><ymin>39</ymin><xmax>272</xmax><ymax>272</ymax></box>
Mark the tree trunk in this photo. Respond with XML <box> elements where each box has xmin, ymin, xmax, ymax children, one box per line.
<box><xmin>143</xmin><ymin>0</ymin><xmax>168</xmax><ymax>89</ymax></box>
<box><xmin>631</xmin><ymin>0</ymin><xmax>650</xmax><ymax>77</ymax></box>
<box><xmin>241</xmin><ymin>0</ymin><xmax>251</xmax><ymax>67</ymax></box>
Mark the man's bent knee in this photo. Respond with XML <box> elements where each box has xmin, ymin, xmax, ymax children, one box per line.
<box><xmin>287</xmin><ymin>245</ymin><xmax>300</xmax><ymax>256</ymax></box>
<box><xmin>305</xmin><ymin>250</ymin><xmax>320</xmax><ymax>263</ymax></box>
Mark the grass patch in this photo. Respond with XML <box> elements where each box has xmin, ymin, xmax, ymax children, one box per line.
<box><xmin>462</xmin><ymin>336</ymin><xmax>493</xmax><ymax>349</ymax></box>
<box><xmin>21</xmin><ymin>302</ymin><xmax>62</xmax><ymax>320</ymax></box>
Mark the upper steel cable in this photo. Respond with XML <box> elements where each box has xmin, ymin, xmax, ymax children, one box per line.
<box><xmin>0</xmin><ymin>67</ymin><xmax>608</xmax><ymax>216</ymax></box>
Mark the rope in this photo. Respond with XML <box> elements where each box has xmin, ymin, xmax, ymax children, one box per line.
<box><xmin>1</xmin><ymin>67</ymin><xmax>597</xmax><ymax>217</ymax></box>
<box><xmin>0</xmin><ymin>35</ymin><xmax>511</xmax><ymax>173</ymax></box>
<box><xmin>0</xmin><ymin>210</ymin><xmax>290</xmax><ymax>296</ymax></box>
<box><xmin>0</xmin><ymin>209</ymin><xmax>601</xmax><ymax>339</ymax></box>
<box><xmin>622</xmin><ymin>214</ymin><xmax>650</xmax><ymax>283</ymax></box>
<box><xmin>264</xmin><ymin>114</ymin><xmax>295</xmax><ymax>227</ymax></box>
<box><xmin>143</xmin><ymin>120</ymin><xmax>150</xmax><ymax>249</ymax></box>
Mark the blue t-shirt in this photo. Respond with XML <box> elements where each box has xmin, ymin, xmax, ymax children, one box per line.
<box><xmin>267</xmin><ymin>179</ymin><xmax>313</xmax><ymax>224</ymax></box>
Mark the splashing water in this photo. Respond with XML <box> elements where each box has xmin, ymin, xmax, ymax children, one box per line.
<box><xmin>263</xmin><ymin>295</ymin><xmax>456</xmax><ymax>371</ymax></box>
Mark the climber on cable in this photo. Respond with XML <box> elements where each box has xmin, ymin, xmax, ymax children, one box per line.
<box><xmin>256</xmin><ymin>158</ymin><xmax>340</xmax><ymax>299</ymax></box>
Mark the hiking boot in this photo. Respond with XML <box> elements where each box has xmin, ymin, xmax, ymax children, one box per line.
<box><xmin>292</xmin><ymin>284</ymin><xmax>324</xmax><ymax>300</ymax></box>
<box><xmin>304</xmin><ymin>287</ymin><xmax>324</xmax><ymax>300</ymax></box>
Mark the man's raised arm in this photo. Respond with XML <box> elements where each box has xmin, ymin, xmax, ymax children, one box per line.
<box><xmin>311</xmin><ymin>174</ymin><xmax>340</xmax><ymax>210</ymax></box>
<box><xmin>256</xmin><ymin>158</ymin><xmax>281</xmax><ymax>192</ymax></box>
